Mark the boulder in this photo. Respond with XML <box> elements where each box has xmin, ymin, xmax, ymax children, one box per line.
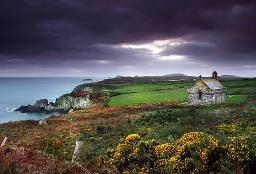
<box><xmin>15</xmin><ymin>105</ymin><xmax>46</xmax><ymax>113</ymax></box>
<box><xmin>15</xmin><ymin>99</ymin><xmax>49</xmax><ymax>113</ymax></box>
<box><xmin>72</xmin><ymin>141</ymin><xmax>84</xmax><ymax>163</ymax></box>
<box><xmin>39</xmin><ymin>119</ymin><xmax>47</xmax><ymax>126</ymax></box>
<box><xmin>68</xmin><ymin>109</ymin><xmax>74</xmax><ymax>114</ymax></box>
<box><xmin>1</xmin><ymin>137</ymin><xmax>7</xmax><ymax>147</ymax></box>
<box><xmin>34</xmin><ymin>99</ymin><xmax>49</xmax><ymax>108</ymax></box>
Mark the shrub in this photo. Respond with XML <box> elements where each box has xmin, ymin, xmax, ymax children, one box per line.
<box><xmin>224</xmin><ymin>136</ymin><xmax>256</xmax><ymax>166</ymax></box>
<box><xmin>46</xmin><ymin>132</ymin><xmax>74</xmax><ymax>159</ymax></box>
<box><xmin>154</xmin><ymin>143</ymin><xmax>175</xmax><ymax>172</ymax></box>
<box><xmin>105</xmin><ymin>132</ymin><xmax>222</xmax><ymax>173</ymax></box>
<box><xmin>167</xmin><ymin>132</ymin><xmax>221</xmax><ymax>174</ymax></box>
<box><xmin>138</xmin><ymin>108</ymin><xmax>196</xmax><ymax>125</ymax></box>
<box><xmin>216</xmin><ymin>123</ymin><xmax>238</xmax><ymax>134</ymax></box>
<box><xmin>215</xmin><ymin>123</ymin><xmax>256</xmax><ymax>173</ymax></box>
<box><xmin>105</xmin><ymin>134</ymin><xmax>159</xmax><ymax>173</ymax></box>
<box><xmin>104</xmin><ymin>124</ymin><xmax>256</xmax><ymax>174</ymax></box>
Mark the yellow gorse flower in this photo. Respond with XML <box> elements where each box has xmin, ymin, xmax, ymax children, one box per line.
<box><xmin>105</xmin><ymin>127</ymin><xmax>256</xmax><ymax>174</ymax></box>
<box><xmin>125</xmin><ymin>134</ymin><xmax>141</xmax><ymax>143</ymax></box>
<box><xmin>155</xmin><ymin>143</ymin><xmax>175</xmax><ymax>169</ymax></box>
<box><xmin>169</xmin><ymin>132</ymin><xmax>219</xmax><ymax>173</ymax></box>
<box><xmin>216</xmin><ymin>123</ymin><xmax>237</xmax><ymax>133</ymax></box>
<box><xmin>155</xmin><ymin>143</ymin><xmax>174</xmax><ymax>158</ymax></box>
<box><xmin>224</xmin><ymin>135</ymin><xmax>256</xmax><ymax>164</ymax></box>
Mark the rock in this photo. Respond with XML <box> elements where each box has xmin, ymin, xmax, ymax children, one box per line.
<box><xmin>73</xmin><ymin>85</ymin><xmax>93</xmax><ymax>93</ymax></box>
<box><xmin>54</xmin><ymin>94</ymin><xmax>92</xmax><ymax>111</ymax></box>
<box><xmin>34</xmin><ymin>99</ymin><xmax>48</xmax><ymax>108</ymax></box>
<box><xmin>15</xmin><ymin>105</ymin><xmax>46</xmax><ymax>113</ymax></box>
<box><xmin>16</xmin><ymin>86</ymin><xmax>93</xmax><ymax>114</ymax></box>
<box><xmin>16</xmin><ymin>94</ymin><xmax>92</xmax><ymax>114</ymax></box>
<box><xmin>71</xmin><ymin>141</ymin><xmax>84</xmax><ymax>162</ymax></box>
<box><xmin>1</xmin><ymin>137</ymin><xmax>7</xmax><ymax>147</ymax></box>
<box><xmin>15</xmin><ymin>99</ymin><xmax>49</xmax><ymax>113</ymax></box>
<box><xmin>68</xmin><ymin>109</ymin><xmax>74</xmax><ymax>114</ymax></box>
<box><xmin>15</xmin><ymin>105</ymin><xmax>29</xmax><ymax>113</ymax></box>
<box><xmin>83</xmin><ymin>78</ymin><xmax>93</xmax><ymax>81</ymax></box>
<box><xmin>39</xmin><ymin>119</ymin><xmax>47</xmax><ymax>126</ymax></box>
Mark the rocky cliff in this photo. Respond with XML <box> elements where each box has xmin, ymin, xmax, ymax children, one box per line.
<box><xmin>15</xmin><ymin>84</ymin><xmax>109</xmax><ymax>114</ymax></box>
<box><xmin>53</xmin><ymin>94</ymin><xmax>92</xmax><ymax>110</ymax></box>
<box><xmin>16</xmin><ymin>91</ymin><xmax>93</xmax><ymax>114</ymax></box>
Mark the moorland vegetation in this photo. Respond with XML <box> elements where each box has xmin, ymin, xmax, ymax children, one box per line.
<box><xmin>0</xmin><ymin>78</ymin><xmax>256</xmax><ymax>173</ymax></box>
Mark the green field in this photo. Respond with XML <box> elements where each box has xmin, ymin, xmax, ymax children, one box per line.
<box><xmin>108</xmin><ymin>82</ymin><xmax>190</xmax><ymax>106</ymax></box>
<box><xmin>107</xmin><ymin>79</ymin><xmax>256</xmax><ymax>106</ymax></box>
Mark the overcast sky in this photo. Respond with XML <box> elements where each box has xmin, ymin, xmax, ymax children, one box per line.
<box><xmin>0</xmin><ymin>0</ymin><xmax>255</xmax><ymax>77</ymax></box>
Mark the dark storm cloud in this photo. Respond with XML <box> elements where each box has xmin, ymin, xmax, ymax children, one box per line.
<box><xmin>0</xmin><ymin>0</ymin><xmax>256</xmax><ymax>76</ymax></box>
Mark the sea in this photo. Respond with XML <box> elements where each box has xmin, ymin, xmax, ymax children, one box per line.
<box><xmin>0</xmin><ymin>77</ymin><xmax>104</xmax><ymax>123</ymax></box>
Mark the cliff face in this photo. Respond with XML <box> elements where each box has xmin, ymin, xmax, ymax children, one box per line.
<box><xmin>53</xmin><ymin>95</ymin><xmax>92</xmax><ymax>110</ymax></box>
<box><xmin>16</xmin><ymin>89</ymin><xmax>94</xmax><ymax>114</ymax></box>
<box><xmin>16</xmin><ymin>83</ymin><xmax>110</xmax><ymax>114</ymax></box>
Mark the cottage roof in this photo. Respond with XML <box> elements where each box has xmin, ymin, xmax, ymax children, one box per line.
<box><xmin>201</xmin><ymin>79</ymin><xmax>223</xmax><ymax>90</ymax></box>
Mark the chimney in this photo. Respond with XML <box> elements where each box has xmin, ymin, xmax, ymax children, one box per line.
<box><xmin>212</xmin><ymin>71</ymin><xmax>218</xmax><ymax>80</ymax></box>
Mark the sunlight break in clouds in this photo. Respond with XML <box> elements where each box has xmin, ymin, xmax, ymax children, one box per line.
<box><xmin>95</xmin><ymin>60</ymin><xmax>110</xmax><ymax>64</ymax></box>
<box><xmin>119</xmin><ymin>39</ymin><xmax>187</xmax><ymax>61</ymax></box>
<box><xmin>157</xmin><ymin>55</ymin><xmax>187</xmax><ymax>61</ymax></box>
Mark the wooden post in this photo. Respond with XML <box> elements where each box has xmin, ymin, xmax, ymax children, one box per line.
<box><xmin>71</xmin><ymin>141</ymin><xmax>83</xmax><ymax>163</ymax></box>
<box><xmin>1</xmin><ymin>137</ymin><xmax>7</xmax><ymax>147</ymax></box>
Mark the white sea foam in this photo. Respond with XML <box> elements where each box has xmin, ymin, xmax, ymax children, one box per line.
<box><xmin>5</xmin><ymin>107</ymin><xmax>17</xmax><ymax>112</ymax></box>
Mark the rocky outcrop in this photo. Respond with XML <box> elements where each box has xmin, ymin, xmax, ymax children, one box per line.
<box><xmin>34</xmin><ymin>99</ymin><xmax>48</xmax><ymax>108</ymax></box>
<box><xmin>16</xmin><ymin>92</ymin><xmax>92</xmax><ymax>114</ymax></box>
<box><xmin>15</xmin><ymin>83</ymin><xmax>110</xmax><ymax>115</ymax></box>
<box><xmin>15</xmin><ymin>99</ymin><xmax>50</xmax><ymax>113</ymax></box>
<box><xmin>53</xmin><ymin>94</ymin><xmax>92</xmax><ymax>111</ymax></box>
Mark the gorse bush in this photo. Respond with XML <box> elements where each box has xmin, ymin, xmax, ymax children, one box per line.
<box><xmin>216</xmin><ymin>123</ymin><xmax>256</xmax><ymax>173</ymax></box>
<box><xmin>224</xmin><ymin>136</ymin><xmax>256</xmax><ymax>167</ymax></box>
<box><xmin>104</xmin><ymin>124</ymin><xmax>256</xmax><ymax>174</ymax></box>
<box><xmin>154</xmin><ymin>143</ymin><xmax>175</xmax><ymax>171</ymax></box>
<box><xmin>167</xmin><ymin>132</ymin><xmax>221</xmax><ymax>174</ymax></box>
<box><xmin>105</xmin><ymin>134</ymin><xmax>159</xmax><ymax>173</ymax></box>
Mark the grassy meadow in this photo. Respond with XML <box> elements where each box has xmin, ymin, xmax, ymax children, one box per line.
<box><xmin>107</xmin><ymin>79</ymin><xmax>254</xmax><ymax>106</ymax></box>
<box><xmin>108</xmin><ymin>82</ymin><xmax>190</xmax><ymax>106</ymax></box>
<box><xmin>0</xmin><ymin>78</ymin><xmax>256</xmax><ymax>173</ymax></box>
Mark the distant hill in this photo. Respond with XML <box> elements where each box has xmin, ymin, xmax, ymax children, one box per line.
<box><xmin>95</xmin><ymin>74</ymin><xmax>252</xmax><ymax>84</ymax></box>
<box><xmin>74</xmin><ymin>74</ymin><xmax>255</xmax><ymax>92</ymax></box>
<box><xmin>219</xmin><ymin>75</ymin><xmax>245</xmax><ymax>80</ymax></box>
<box><xmin>164</xmin><ymin>73</ymin><xmax>188</xmax><ymax>77</ymax></box>
<box><xmin>100</xmin><ymin>74</ymin><xmax>196</xmax><ymax>84</ymax></box>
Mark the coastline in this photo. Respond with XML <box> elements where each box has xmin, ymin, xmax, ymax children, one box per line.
<box><xmin>0</xmin><ymin>77</ymin><xmax>105</xmax><ymax>124</ymax></box>
<box><xmin>14</xmin><ymin>78</ymin><xmax>109</xmax><ymax>115</ymax></box>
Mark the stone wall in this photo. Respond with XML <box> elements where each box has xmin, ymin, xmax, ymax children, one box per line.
<box><xmin>213</xmin><ymin>93</ymin><xmax>225</xmax><ymax>103</ymax></box>
<box><xmin>188</xmin><ymin>93</ymin><xmax>200</xmax><ymax>105</ymax></box>
<box><xmin>188</xmin><ymin>92</ymin><xmax>225</xmax><ymax>105</ymax></box>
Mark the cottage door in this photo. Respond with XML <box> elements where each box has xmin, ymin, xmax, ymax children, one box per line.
<box><xmin>198</xmin><ymin>91</ymin><xmax>202</xmax><ymax>100</ymax></box>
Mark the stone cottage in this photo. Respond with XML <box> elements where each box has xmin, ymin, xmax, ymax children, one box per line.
<box><xmin>188</xmin><ymin>71</ymin><xmax>225</xmax><ymax>105</ymax></box>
